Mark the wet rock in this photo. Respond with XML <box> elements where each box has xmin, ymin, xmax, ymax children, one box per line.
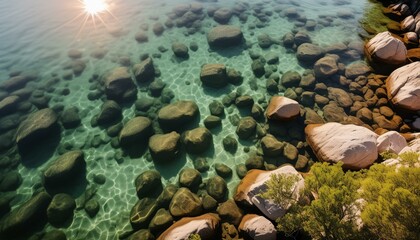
<box><xmin>47</xmin><ymin>193</ymin><xmax>76</xmax><ymax>226</ymax></box>
<box><xmin>217</xmin><ymin>199</ymin><xmax>243</xmax><ymax>226</ymax></box>
<box><xmin>245</xmin><ymin>155</ymin><xmax>264</xmax><ymax>170</ymax></box>
<box><xmin>135</xmin><ymin>170</ymin><xmax>162</xmax><ymax>198</ymax></box>
<box><xmin>96</xmin><ymin>100</ymin><xmax>122</xmax><ymax>126</ymax></box>
<box><xmin>221</xmin><ymin>222</ymin><xmax>239</xmax><ymax>240</ymax></box>
<box><xmin>93</xmin><ymin>174</ymin><xmax>106</xmax><ymax>185</ymax></box>
<box><xmin>295</xmin><ymin>155</ymin><xmax>309</xmax><ymax>170</ymax></box>
<box><xmin>0</xmin><ymin>191</ymin><xmax>51</xmax><ymax>237</ymax></box>
<box><xmin>179</xmin><ymin>168</ymin><xmax>202</xmax><ymax>191</ymax></box>
<box><xmin>43</xmin><ymin>150</ymin><xmax>85</xmax><ymax>191</ymax></box>
<box><xmin>135</xmin><ymin>98</ymin><xmax>154</xmax><ymax>112</ymax></box>
<box><xmin>119</xmin><ymin>117</ymin><xmax>153</xmax><ymax>147</ymax></box>
<box><xmin>283</xmin><ymin>143</ymin><xmax>298</xmax><ymax>161</ymax></box>
<box><xmin>157</xmin><ymin>101</ymin><xmax>199</xmax><ymax>130</ymax></box>
<box><xmin>327</xmin><ymin>87</ymin><xmax>353</xmax><ymax>108</ymax></box>
<box><xmin>202</xmin><ymin>194</ymin><xmax>218</xmax><ymax>211</ymax></box>
<box><xmin>251</xmin><ymin>104</ymin><xmax>264</xmax><ymax>119</ymax></box>
<box><xmin>172</xmin><ymin>42</ymin><xmax>189</xmax><ymax>58</ymax></box>
<box><xmin>386</xmin><ymin>62</ymin><xmax>420</xmax><ymax>111</ymax></box>
<box><xmin>207</xmin><ymin>25</ymin><xmax>243</xmax><ymax>48</ymax></box>
<box><xmin>345</xmin><ymin>61</ymin><xmax>372</xmax><ymax>79</ymax></box>
<box><xmin>235</xmin><ymin>95</ymin><xmax>254</xmax><ymax>108</ymax></box>
<box><xmin>261</xmin><ymin>134</ymin><xmax>284</xmax><ymax>157</ymax></box>
<box><xmin>61</xmin><ymin>106</ymin><xmax>81</xmax><ymax>129</ymax></box>
<box><xmin>323</xmin><ymin>104</ymin><xmax>347</xmax><ymax>122</ymax></box>
<box><xmin>16</xmin><ymin>108</ymin><xmax>58</xmax><ymax>151</ymax></box>
<box><xmin>135</xmin><ymin>31</ymin><xmax>148</xmax><ymax>43</ymax></box>
<box><xmin>104</xmin><ymin>67</ymin><xmax>137</xmax><ymax>102</ymax></box>
<box><xmin>282</xmin><ymin>32</ymin><xmax>295</xmax><ymax>48</ymax></box>
<box><xmin>305</xmin><ymin>122</ymin><xmax>378</xmax><ymax>169</ymax></box>
<box><xmin>209</xmin><ymin>100</ymin><xmax>224</xmax><ymax>116</ymax></box>
<box><xmin>236</xmin><ymin>164</ymin><xmax>248</xmax><ymax>179</ymax></box>
<box><xmin>71</xmin><ymin>60</ymin><xmax>86</xmax><ymax>75</ymax></box>
<box><xmin>281</xmin><ymin>70</ymin><xmax>301</xmax><ymax>88</ymax></box>
<box><xmin>133</xmin><ymin>57</ymin><xmax>155</xmax><ymax>82</ymax></box>
<box><xmin>214</xmin><ymin>8</ymin><xmax>232</xmax><ymax>23</ymax></box>
<box><xmin>169</xmin><ymin>188</ymin><xmax>202</xmax><ymax>217</ymax></box>
<box><xmin>157</xmin><ymin>213</ymin><xmax>220</xmax><ymax>240</ymax></box>
<box><xmin>215</xmin><ymin>163</ymin><xmax>232</xmax><ymax>178</ymax></box>
<box><xmin>227</xmin><ymin>68</ymin><xmax>243</xmax><ymax>85</ymax></box>
<box><xmin>193</xmin><ymin>158</ymin><xmax>209</xmax><ymax>173</ymax></box>
<box><xmin>200</xmin><ymin>64</ymin><xmax>228</xmax><ymax>88</ymax></box>
<box><xmin>238</xmin><ymin>214</ymin><xmax>276</xmax><ymax>240</ymax></box>
<box><xmin>297</xmin><ymin>43</ymin><xmax>323</xmax><ymax>64</ymax></box>
<box><xmin>236</xmin><ymin>117</ymin><xmax>257</xmax><ymax>139</ymax></box>
<box><xmin>157</xmin><ymin>184</ymin><xmax>178</xmax><ymax>208</ymax></box>
<box><xmin>223</xmin><ymin>135</ymin><xmax>238</xmax><ymax>153</ymax></box>
<box><xmin>294</xmin><ymin>31</ymin><xmax>311</xmax><ymax>46</ymax></box>
<box><xmin>235</xmin><ymin>165</ymin><xmax>304</xmax><ymax>220</ymax></box>
<box><xmin>129</xmin><ymin>229</ymin><xmax>155</xmax><ymax>240</ymax></box>
<box><xmin>266</xmin><ymin>96</ymin><xmax>300</xmax><ymax>121</ymax></box>
<box><xmin>206</xmin><ymin>176</ymin><xmax>227</xmax><ymax>202</ymax></box>
<box><xmin>149</xmin><ymin>208</ymin><xmax>173</xmax><ymax>234</ymax></box>
<box><xmin>149</xmin><ymin>132</ymin><xmax>180</xmax><ymax>162</ymax></box>
<box><xmin>314</xmin><ymin>55</ymin><xmax>338</xmax><ymax>79</ymax></box>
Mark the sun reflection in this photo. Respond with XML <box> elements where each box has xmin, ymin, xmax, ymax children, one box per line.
<box><xmin>83</xmin><ymin>0</ymin><xmax>108</xmax><ymax>15</ymax></box>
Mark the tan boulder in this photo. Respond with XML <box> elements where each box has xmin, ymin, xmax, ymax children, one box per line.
<box><xmin>266</xmin><ymin>96</ymin><xmax>300</xmax><ymax>120</ymax></box>
<box><xmin>386</xmin><ymin>61</ymin><xmax>420</xmax><ymax>111</ymax></box>
<box><xmin>305</xmin><ymin>122</ymin><xmax>378</xmax><ymax>169</ymax></box>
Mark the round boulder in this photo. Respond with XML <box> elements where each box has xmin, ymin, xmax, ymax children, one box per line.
<box><xmin>103</xmin><ymin>67</ymin><xmax>137</xmax><ymax>102</ymax></box>
<box><xmin>47</xmin><ymin>193</ymin><xmax>76</xmax><ymax>226</ymax></box>
<box><xmin>149</xmin><ymin>131</ymin><xmax>180</xmax><ymax>162</ymax></box>
<box><xmin>182</xmin><ymin>127</ymin><xmax>213</xmax><ymax>154</ymax></box>
<box><xmin>119</xmin><ymin>117</ymin><xmax>153</xmax><ymax>147</ymax></box>
<box><xmin>158</xmin><ymin>101</ymin><xmax>199</xmax><ymax>130</ymax></box>
<box><xmin>207</xmin><ymin>25</ymin><xmax>243</xmax><ymax>48</ymax></box>
<box><xmin>135</xmin><ymin>170</ymin><xmax>162</xmax><ymax>198</ymax></box>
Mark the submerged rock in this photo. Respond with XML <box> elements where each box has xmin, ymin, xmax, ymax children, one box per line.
<box><xmin>135</xmin><ymin>170</ymin><xmax>162</xmax><ymax>198</ymax></box>
<box><xmin>96</xmin><ymin>100</ymin><xmax>122</xmax><ymax>126</ymax></box>
<box><xmin>213</xmin><ymin>8</ymin><xmax>232</xmax><ymax>24</ymax></box>
<box><xmin>133</xmin><ymin>57</ymin><xmax>155</xmax><ymax>82</ymax></box>
<box><xmin>0</xmin><ymin>191</ymin><xmax>51</xmax><ymax>237</ymax></box>
<box><xmin>305</xmin><ymin>123</ymin><xmax>378</xmax><ymax>169</ymax></box>
<box><xmin>119</xmin><ymin>117</ymin><xmax>153</xmax><ymax>147</ymax></box>
<box><xmin>217</xmin><ymin>199</ymin><xmax>243</xmax><ymax>226</ymax></box>
<box><xmin>0</xmin><ymin>95</ymin><xmax>20</xmax><ymax>115</ymax></box>
<box><xmin>47</xmin><ymin>193</ymin><xmax>76</xmax><ymax>226</ymax></box>
<box><xmin>200</xmin><ymin>64</ymin><xmax>228</xmax><ymax>88</ymax></box>
<box><xmin>169</xmin><ymin>188</ymin><xmax>202</xmax><ymax>217</ymax></box>
<box><xmin>158</xmin><ymin>101</ymin><xmax>199</xmax><ymax>130</ymax></box>
<box><xmin>16</xmin><ymin>108</ymin><xmax>58</xmax><ymax>151</ymax></box>
<box><xmin>236</xmin><ymin>117</ymin><xmax>257</xmax><ymax>139</ymax></box>
<box><xmin>130</xmin><ymin>198</ymin><xmax>158</xmax><ymax>229</ymax></box>
<box><xmin>149</xmin><ymin>132</ymin><xmax>180</xmax><ymax>162</ymax></box>
<box><xmin>297</xmin><ymin>43</ymin><xmax>323</xmax><ymax>64</ymax></box>
<box><xmin>182</xmin><ymin>127</ymin><xmax>213</xmax><ymax>154</ymax></box>
<box><xmin>206</xmin><ymin>176</ymin><xmax>227</xmax><ymax>202</ymax></box>
<box><xmin>207</xmin><ymin>25</ymin><xmax>243</xmax><ymax>48</ymax></box>
<box><xmin>61</xmin><ymin>106</ymin><xmax>81</xmax><ymax>129</ymax></box>
<box><xmin>103</xmin><ymin>67</ymin><xmax>137</xmax><ymax>103</ymax></box>
<box><xmin>43</xmin><ymin>150</ymin><xmax>86</xmax><ymax>191</ymax></box>
<box><xmin>149</xmin><ymin>208</ymin><xmax>173</xmax><ymax>234</ymax></box>
<box><xmin>172</xmin><ymin>42</ymin><xmax>189</xmax><ymax>58</ymax></box>
<box><xmin>386</xmin><ymin>61</ymin><xmax>420</xmax><ymax>111</ymax></box>
<box><xmin>157</xmin><ymin>213</ymin><xmax>220</xmax><ymax>240</ymax></box>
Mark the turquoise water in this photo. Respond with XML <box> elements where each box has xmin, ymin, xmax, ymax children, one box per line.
<box><xmin>0</xmin><ymin>0</ymin><xmax>373</xmax><ymax>239</ymax></box>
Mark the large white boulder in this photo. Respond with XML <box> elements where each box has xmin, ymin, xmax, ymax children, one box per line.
<box><xmin>238</xmin><ymin>214</ymin><xmax>276</xmax><ymax>240</ymax></box>
<box><xmin>365</xmin><ymin>31</ymin><xmax>407</xmax><ymax>65</ymax></box>
<box><xmin>386</xmin><ymin>61</ymin><xmax>420</xmax><ymax>111</ymax></box>
<box><xmin>157</xmin><ymin>213</ymin><xmax>220</xmax><ymax>240</ymax></box>
<box><xmin>266</xmin><ymin>96</ymin><xmax>300</xmax><ymax>121</ymax></box>
<box><xmin>305</xmin><ymin>123</ymin><xmax>378</xmax><ymax>169</ymax></box>
<box><xmin>234</xmin><ymin>164</ymin><xmax>304</xmax><ymax>220</ymax></box>
<box><xmin>376</xmin><ymin>131</ymin><xmax>407</xmax><ymax>154</ymax></box>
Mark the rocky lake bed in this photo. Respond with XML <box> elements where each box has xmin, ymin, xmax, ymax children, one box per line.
<box><xmin>0</xmin><ymin>0</ymin><xmax>419</xmax><ymax>239</ymax></box>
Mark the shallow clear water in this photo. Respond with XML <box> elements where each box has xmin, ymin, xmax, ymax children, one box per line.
<box><xmin>0</xmin><ymin>0</ymin><xmax>373</xmax><ymax>239</ymax></box>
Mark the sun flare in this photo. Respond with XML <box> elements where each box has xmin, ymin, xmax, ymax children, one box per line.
<box><xmin>83</xmin><ymin>0</ymin><xmax>108</xmax><ymax>15</ymax></box>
